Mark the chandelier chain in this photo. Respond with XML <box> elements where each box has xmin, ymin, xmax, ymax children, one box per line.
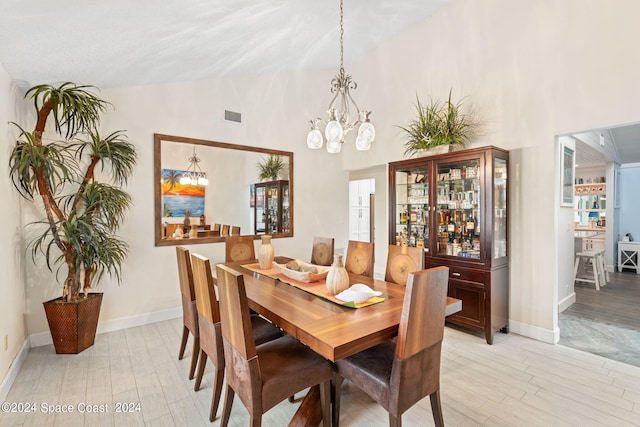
<box><xmin>305</xmin><ymin>0</ymin><xmax>374</xmax><ymax>153</ymax></box>
<box><xmin>339</xmin><ymin>0</ymin><xmax>344</xmax><ymax>74</ymax></box>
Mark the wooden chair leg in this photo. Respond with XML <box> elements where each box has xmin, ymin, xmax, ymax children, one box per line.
<box><xmin>430</xmin><ymin>390</ymin><xmax>444</xmax><ymax>427</ymax></box>
<box><xmin>194</xmin><ymin>350</ymin><xmax>207</xmax><ymax>391</ymax></box>
<box><xmin>209</xmin><ymin>367</ymin><xmax>224</xmax><ymax>422</ymax></box>
<box><xmin>331</xmin><ymin>374</ymin><xmax>344</xmax><ymax>427</ymax></box>
<box><xmin>220</xmin><ymin>385</ymin><xmax>234</xmax><ymax>427</ymax></box>
<box><xmin>389</xmin><ymin>414</ymin><xmax>401</xmax><ymax>427</ymax></box>
<box><xmin>189</xmin><ymin>337</ymin><xmax>200</xmax><ymax>380</ymax></box>
<box><xmin>178</xmin><ymin>326</ymin><xmax>189</xmax><ymax>360</ymax></box>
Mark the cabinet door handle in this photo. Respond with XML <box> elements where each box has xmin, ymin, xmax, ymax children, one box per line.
<box><xmin>452</xmin><ymin>272</ymin><xmax>461</xmax><ymax>277</ymax></box>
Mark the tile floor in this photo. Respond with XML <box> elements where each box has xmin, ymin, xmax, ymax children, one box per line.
<box><xmin>2</xmin><ymin>318</ymin><xmax>640</xmax><ymax>426</ymax></box>
<box><xmin>559</xmin><ymin>270</ymin><xmax>640</xmax><ymax>368</ymax></box>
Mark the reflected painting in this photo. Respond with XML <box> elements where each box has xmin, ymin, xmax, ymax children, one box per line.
<box><xmin>162</xmin><ymin>169</ymin><xmax>205</xmax><ymax>217</ymax></box>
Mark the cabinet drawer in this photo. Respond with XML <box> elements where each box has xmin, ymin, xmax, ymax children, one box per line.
<box><xmin>447</xmin><ymin>267</ymin><xmax>485</xmax><ymax>284</ymax></box>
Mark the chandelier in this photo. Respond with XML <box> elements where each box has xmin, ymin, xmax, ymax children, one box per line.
<box><xmin>306</xmin><ymin>0</ymin><xmax>375</xmax><ymax>154</ymax></box>
<box><xmin>179</xmin><ymin>146</ymin><xmax>209</xmax><ymax>186</ymax></box>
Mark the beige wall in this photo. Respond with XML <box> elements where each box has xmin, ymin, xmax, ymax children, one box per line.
<box><xmin>338</xmin><ymin>0</ymin><xmax>640</xmax><ymax>341</ymax></box>
<box><xmin>7</xmin><ymin>0</ymin><xmax>640</xmax><ymax>369</ymax></box>
<box><xmin>0</xmin><ymin>62</ymin><xmax>27</xmax><ymax>387</ymax></box>
<box><xmin>21</xmin><ymin>71</ymin><xmax>351</xmax><ymax>337</ymax></box>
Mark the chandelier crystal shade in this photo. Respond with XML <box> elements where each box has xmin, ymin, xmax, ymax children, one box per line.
<box><xmin>179</xmin><ymin>146</ymin><xmax>209</xmax><ymax>186</ymax></box>
<box><xmin>307</xmin><ymin>0</ymin><xmax>375</xmax><ymax>153</ymax></box>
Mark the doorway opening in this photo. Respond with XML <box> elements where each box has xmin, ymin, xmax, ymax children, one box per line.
<box><xmin>556</xmin><ymin>122</ymin><xmax>640</xmax><ymax>367</ymax></box>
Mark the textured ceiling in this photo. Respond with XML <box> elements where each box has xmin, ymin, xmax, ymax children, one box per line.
<box><xmin>0</xmin><ymin>0</ymin><xmax>452</xmax><ymax>89</ymax></box>
<box><xmin>3</xmin><ymin>0</ymin><xmax>638</xmax><ymax>165</ymax></box>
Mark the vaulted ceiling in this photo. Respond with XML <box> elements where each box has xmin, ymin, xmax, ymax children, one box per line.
<box><xmin>0</xmin><ymin>0</ymin><xmax>452</xmax><ymax>89</ymax></box>
<box><xmin>2</xmin><ymin>0</ymin><xmax>638</xmax><ymax>164</ymax></box>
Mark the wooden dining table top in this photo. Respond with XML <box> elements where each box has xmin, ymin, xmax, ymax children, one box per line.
<box><xmin>222</xmin><ymin>257</ymin><xmax>462</xmax><ymax>362</ymax></box>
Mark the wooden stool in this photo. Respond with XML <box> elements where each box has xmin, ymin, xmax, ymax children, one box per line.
<box><xmin>595</xmin><ymin>250</ymin><xmax>609</xmax><ymax>284</ymax></box>
<box><xmin>574</xmin><ymin>250</ymin><xmax>603</xmax><ymax>290</ymax></box>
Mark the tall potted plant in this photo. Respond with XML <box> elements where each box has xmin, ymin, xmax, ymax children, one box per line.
<box><xmin>398</xmin><ymin>89</ymin><xmax>479</xmax><ymax>158</ymax></box>
<box><xmin>9</xmin><ymin>82</ymin><xmax>136</xmax><ymax>354</ymax></box>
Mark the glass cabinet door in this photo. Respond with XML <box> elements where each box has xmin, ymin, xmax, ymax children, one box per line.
<box><xmin>255</xmin><ymin>185</ymin><xmax>266</xmax><ymax>233</ymax></box>
<box><xmin>434</xmin><ymin>158</ymin><xmax>481</xmax><ymax>259</ymax></box>
<box><xmin>266</xmin><ymin>183</ymin><xmax>279</xmax><ymax>234</ymax></box>
<box><xmin>493</xmin><ymin>157</ymin><xmax>508</xmax><ymax>259</ymax></box>
<box><xmin>282</xmin><ymin>183</ymin><xmax>290</xmax><ymax>233</ymax></box>
<box><xmin>393</xmin><ymin>166</ymin><xmax>430</xmax><ymax>250</ymax></box>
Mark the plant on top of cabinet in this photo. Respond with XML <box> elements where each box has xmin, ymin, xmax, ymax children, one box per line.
<box><xmin>398</xmin><ymin>89</ymin><xmax>479</xmax><ymax>158</ymax></box>
<box><xmin>257</xmin><ymin>154</ymin><xmax>285</xmax><ymax>181</ymax></box>
<box><xmin>8</xmin><ymin>82</ymin><xmax>137</xmax><ymax>353</ymax></box>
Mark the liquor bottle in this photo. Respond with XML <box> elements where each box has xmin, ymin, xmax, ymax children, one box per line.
<box><xmin>466</xmin><ymin>215</ymin><xmax>476</xmax><ymax>239</ymax></box>
<box><xmin>447</xmin><ymin>214</ymin><xmax>456</xmax><ymax>242</ymax></box>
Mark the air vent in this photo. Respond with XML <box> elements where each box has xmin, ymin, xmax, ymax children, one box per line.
<box><xmin>224</xmin><ymin>110</ymin><xmax>242</xmax><ymax>123</ymax></box>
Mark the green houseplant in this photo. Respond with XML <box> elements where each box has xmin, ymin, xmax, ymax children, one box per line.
<box><xmin>398</xmin><ymin>89</ymin><xmax>479</xmax><ymax>158</ymax></box>
<box><xmin>257</xmin><ymin>154</ymin><xmax>284</xmax><ymax>181</ymax></box>
<box><xmin>9</xmin><ymin>82</ymin><xmax>136</xmax><ymax>353</ymax></box>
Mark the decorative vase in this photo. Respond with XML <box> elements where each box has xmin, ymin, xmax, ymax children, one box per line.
<box><xmin>189</xmin><ymin>225</ymin><xmax>198</xmax><ymax>239</ymax></box>
<box><xmin>326</xmin><ymin>254</ymin><xmax>350</xmax><ymax>295</ymax></box>
<box><xmin>258</xmin><ymin>235</ymin><xmax>275</xmax><ymax>269</ymax></box>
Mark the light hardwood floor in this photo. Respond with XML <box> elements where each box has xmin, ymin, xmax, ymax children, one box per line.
<box><xmin>2</xmin><ymin>318</ymin><xmax>640</xmax><ymax>426</ymax></box>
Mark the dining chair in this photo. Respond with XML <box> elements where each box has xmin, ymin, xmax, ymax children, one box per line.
<box><xmin>225</xmin><ymin>235</ymin><xmax>256</xmax><ymax>263</ymax></box>
<box><xmin>221</xmin><ymin>224</ymin><xmax>230</xmax><ymax>237</ymax></box>
<box><xmin>384</xmin><ymin>244</ymin><xmax>424</xmax><ymax>285</ymax></box>
<box><xmin>332</xmin><ymin>266</ymin><xmax>450</xmax><ymax>427</ymax></box>
<box><xmin>191</xmin><ymin>254</ymin><xmax>284</xmax><ymax>421</ymax></box>
<box><xmin>213</xmin><ymin>223</ymin><xmax>221</xmax><ymax>236</ymax></box>
<box><xmin>175</xmin><ymin>246</ymin><xmax>200</xmax><ymax>380</ymax></box>
<box><xmin>311</xmin><ymin>236</ymin><xmax>335</xmax><ymax>266</ymax></box>
<box><xmin>231</xmin><ymin>225</ymin><xmax>241</xmax><ymax>236</ymax></box>
<box><xmin>216</xmin><ymin>264</ymin><xmax>333</xmax><ymax>427</ymax></box>
<box><xmin>345</xmin><ymin>240</ymin><xmax>375</xmax><ymax>278</ymax></box>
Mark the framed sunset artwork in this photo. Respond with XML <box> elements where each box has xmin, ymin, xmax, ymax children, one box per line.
<box><xmin>161</xmin><ymin>169</ymin><xmax>205</xmax><ymax>217</ymax></box>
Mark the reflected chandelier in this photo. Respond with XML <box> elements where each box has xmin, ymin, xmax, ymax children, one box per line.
<box><xmin>306</xmin><ymin>0</ymin><xmax>375</xmax><ymax>154</ymax></box>
<box><xmin>179</xmin><ymin>146</ymin><xmax>209</xmax><ymax>186</ymax></box>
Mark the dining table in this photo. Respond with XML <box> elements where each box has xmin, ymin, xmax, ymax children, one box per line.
<box><xmin>221</xmin><ymin>256</ymin><xmax>462</xmax><ymax>427</ymax></box>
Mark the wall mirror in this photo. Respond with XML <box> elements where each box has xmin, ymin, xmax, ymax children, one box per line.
<box><xmin>154</xmin><ymin>133</ymin><xmax>294</xmax><ymax>246</ymax></box>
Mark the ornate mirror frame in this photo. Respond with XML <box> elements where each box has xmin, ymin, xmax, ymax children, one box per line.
<box><xmin>154</xmin><ymin>133</ymin><xmax>294</xmax><ymax>246</ymax></box>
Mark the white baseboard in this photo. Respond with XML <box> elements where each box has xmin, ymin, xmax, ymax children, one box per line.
<box><xmin>509</xmin><ymin>319</ymin><xmax>558</xmax><ymax>344</ymax></box>
<box><xmin>29</xmin><ymin>306</ymin><xmax>181</xmax><ymax>348</ymax></box>
<box><xmin>0</xmin><ymin>339</ymin><xmax>29</xmax><ymax>402</ymax></box>
<box><xmin>558</xmin><ymin>293</ymin><xmax>576</xmax><ymax>313</ymax></box>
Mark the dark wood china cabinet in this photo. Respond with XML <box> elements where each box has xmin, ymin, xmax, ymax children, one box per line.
<box><xmin>389</xmin><ymin>146</ymin><xmax>508</xmax><ymax>344</ymax></box>
<box><xmin>254</xmin><ymin>180</ymin><xmax>290</xmax><ymax>235</ymax></box>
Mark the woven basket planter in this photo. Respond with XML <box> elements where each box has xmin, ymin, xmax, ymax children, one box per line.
<box><xmin>43</xmin><ymin>293</ymin><xmax>103</xmax><ymax>354</ymax></box>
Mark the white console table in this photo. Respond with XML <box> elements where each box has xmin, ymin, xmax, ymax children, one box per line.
<box><xmin>618</xmin><ymin>241</ymin><xmax>640</xmax><ymax>274</ymax></box>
